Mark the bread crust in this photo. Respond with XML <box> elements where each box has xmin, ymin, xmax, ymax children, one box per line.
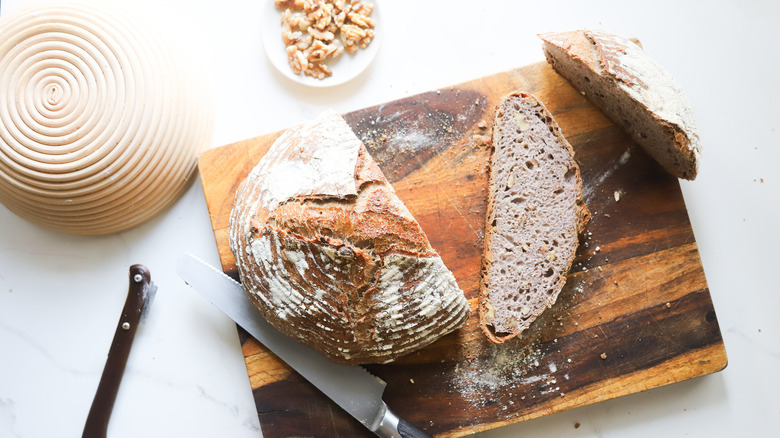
<box><xmin>229</xmin><ymin>112</ymin><xmax>469</xmax><ymax>364</ymax></box>
<box><xmin>539</xmin><ymin>30</ymin><xmax>701</xmax><ymax>180</ymax></box>
<box><xmin>479</xmin><ymin>92</ymin><xmax>589</xmax><ymax>344</ymax></box>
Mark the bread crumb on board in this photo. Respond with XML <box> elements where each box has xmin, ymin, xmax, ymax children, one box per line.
<box><xmin>471</xmin><ymin>134</ymin><xmax>491</xmax><ymax>146</ymax></box>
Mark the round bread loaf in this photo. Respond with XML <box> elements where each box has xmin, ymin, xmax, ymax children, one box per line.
<box><xmin>228</xmin><ymin>112</ymin><xmax>469</xmax><ymax>364</ymax></box>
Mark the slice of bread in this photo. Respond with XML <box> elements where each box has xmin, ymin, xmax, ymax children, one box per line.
<box><xmin>540</xmin><ymin>29</ymin><xmax>701</xmax><ymax>180</ymax></box>
<box><xmin>479</xmin><ymin>92</ymin><xmax>589</xmax><ymax>344</ymax></box>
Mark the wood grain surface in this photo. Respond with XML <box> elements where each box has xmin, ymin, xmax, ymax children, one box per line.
<box><xmin>197</xmin><ymin>59</ymin><xmax>727</xmax><ymax>437</ymax></box>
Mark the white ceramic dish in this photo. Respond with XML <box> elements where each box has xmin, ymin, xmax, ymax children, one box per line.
<box><xmin>261</xmin><ymin>0</ymin><xmax>382</xmax><ymax>87</ymax></box>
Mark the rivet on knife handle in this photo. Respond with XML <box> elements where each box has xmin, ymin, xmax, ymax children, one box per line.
<box><xmin>82</xmin><ymin>265</ymin><xmax>156</xmax><ymax>438</ymax></box>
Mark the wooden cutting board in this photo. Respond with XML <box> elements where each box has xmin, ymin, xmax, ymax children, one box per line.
<box><xmin>197</xmin><ymin>59</ymin><xmax>727</xmax><ymax>437</ymax></box>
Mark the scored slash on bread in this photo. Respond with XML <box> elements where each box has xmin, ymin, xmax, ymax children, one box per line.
<box><xmin>228</xmin><ymin>112</ymin><xmax>469</xmax><ymax>364</ymax></box>
<box><xmin>539</xmin><ymin>29</ymin><xmax>702</xmax><ymax>180</ymax></box>
<box><xmin>479</xmin><ymin>92</ymin><xmax>589</xmax><ymax>344</ymax></box>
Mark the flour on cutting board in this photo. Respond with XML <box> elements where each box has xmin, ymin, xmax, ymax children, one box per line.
<box><xmin>357</xmin><ymin>112</ymin><xmax>454</xmax><ymax>157</ymax></box>
<box><xmin>451</xmin><ymin>278</ymin><xmax>593</xmax><ymax>407</ymax></box>
<box><xmin>582</xmin><ymin>145</ymin><xmax>633</xmax><ymax>204</ymax></box>
<box><xmin>452</xmin><ymin>341</ymin><xmax>567</xmax><ymax>407</ymax></box>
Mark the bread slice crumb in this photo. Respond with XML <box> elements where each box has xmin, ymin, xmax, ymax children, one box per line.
<box><xmin>479</xmin><ymin>92</ymin><xmax>589</xmax><ymax>344</ymax></box>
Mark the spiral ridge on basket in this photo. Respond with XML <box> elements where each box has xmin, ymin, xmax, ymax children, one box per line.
<box><xmin>0</xmin><ymin>1</ymin><xmax>213</xmax><ymax>235</ymax></box>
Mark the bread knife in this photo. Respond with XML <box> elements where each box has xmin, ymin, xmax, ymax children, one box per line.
<box><xmin>176</xmin><ymin>253</ymin><xmax>430</xmax><ymax>438</ymax></box>
<box><xmin>83</xmin><ymin>264</ymin><xmax>157</xmax><ymax>438</ymax></box>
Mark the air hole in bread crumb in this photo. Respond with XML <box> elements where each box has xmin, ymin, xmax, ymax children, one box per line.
<box><xmin>526</xmin><ymin>161</ymin><xmax>535</xmax><ymax>170</ymax></box>
<box><xmin>564</xmin><ymin>167</ymin><xmax>576</xmax><ymax>183</ymax></box>
<box><xmin>544</xmin><ymin>268</ymin><xmax>554</xmax><ymax>277</ymax></box>
<box><xmin>511</xmin><ymin>197</ymin><xmax>526</xmax><ymax>205</ymax></box>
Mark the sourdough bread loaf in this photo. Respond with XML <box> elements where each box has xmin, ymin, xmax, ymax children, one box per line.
<box><xmin>228</xmin><ymin>112</ymin><xmax>469</xmax><ymax>364</ymax></box>
<box><xmin>479</xmin><ymin>92</ymin><xmax>589</xmax><ymax>344</ymax></box>
<box><xmin>540</xmin><ymin>29</ymin><xmax>701</xmax><ymax>180</ymax></box>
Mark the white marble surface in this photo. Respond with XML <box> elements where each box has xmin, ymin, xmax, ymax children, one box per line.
<box><xmin>1</xmin><ymin>0</ymin><xmax>778</xmax><ymax>437</ymax></box>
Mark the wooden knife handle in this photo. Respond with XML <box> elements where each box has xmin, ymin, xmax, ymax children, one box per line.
<box><xmin>82</xmin><ymin>265</ymin><xmax>153</xmax><ymax>438</ymax></box>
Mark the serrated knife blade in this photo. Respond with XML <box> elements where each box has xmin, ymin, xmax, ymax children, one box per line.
<box><xmin>176</xmin><ymin>253</ymin><xmax>430</xmax><ymax>438</ymax></box>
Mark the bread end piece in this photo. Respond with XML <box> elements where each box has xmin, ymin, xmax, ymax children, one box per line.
<box><xmin>479</xmin><ymin>92</ymin><xmax>589</xmax><ymax>344</ymax></box>
<box><xmin>539</xmin><ymin>30</ymin><xmax>701</xmax><ymax>180</ymax></box>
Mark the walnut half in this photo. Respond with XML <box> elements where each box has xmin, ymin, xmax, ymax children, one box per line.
<box><xmin>276</xmin><ymin>0</ymin><xmax>376</xmax><ymax>80</ymax></box>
